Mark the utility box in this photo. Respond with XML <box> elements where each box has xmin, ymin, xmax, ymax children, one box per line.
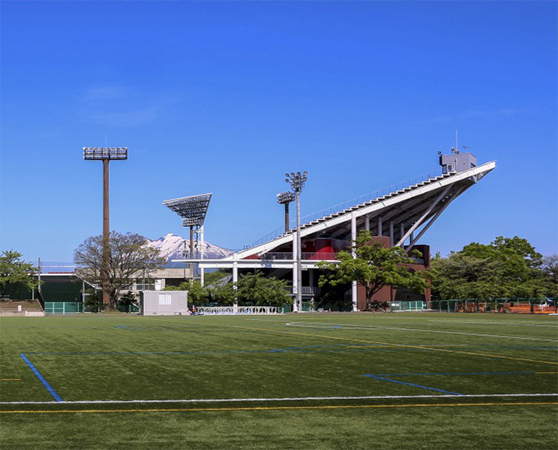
<box><xmin>439</xmin><ymin>150</ymin><xmax>477</xmax><ymax>174</ymax></box>
<box><xmin>140</xmin><ymin>290</ymin><xmax>188</xmax><ymax>315</ymax></box>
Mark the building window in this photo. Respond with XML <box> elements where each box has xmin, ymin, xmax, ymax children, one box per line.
<box><xmin>158</xmin><ymin>293</ymin><xmax>172</xmax><ymax>305</ymax></box>
<box><xmin>136</xmin><ymin>279</ymin><xmax>156</xmax><ymax>291</ymax></box>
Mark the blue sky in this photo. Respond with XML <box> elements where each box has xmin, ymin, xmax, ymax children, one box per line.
<box><xmin>1</xmin><ymin>1</ymin><xmax>556</xmax><ymax>263</ymax></box>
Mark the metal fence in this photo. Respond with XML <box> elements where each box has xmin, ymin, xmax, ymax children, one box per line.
<box><xmin>197</xmin><ymin>306</ymin><xmax>284</xmax><ymax>315</ymax></box>
<box><xmin>44</xmin><ymin>302</ymin><xmax>84</xmax><ymax>314</ymax></box>
<box><xmin>429</xmin><ymin>298</ymin><xmax>557</xmax><ymax>314</ymax></box>
<box><xmin>391</xmin><ymin>301</ymin><xmax>428</xmax><ymax>312</ymax></box>
<box><xmin>44</xmin><ymin>301</ymin><xmax>139</xmax><ymax>314</ymax></box>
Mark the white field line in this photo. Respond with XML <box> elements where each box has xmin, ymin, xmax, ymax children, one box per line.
<box><xmin>1</xmin><ymin>393</ymin><xmax>557</xmax><ymax>406</ymax></box>
<box><xmin>249</xmin><ymin>317</ymin><xmax>558</xmax><ymax>328</ymax></box>
<box><xmin>286</xmin><ymin>322</ymin><xmax>558</xmax><ymax>343</ymax></box>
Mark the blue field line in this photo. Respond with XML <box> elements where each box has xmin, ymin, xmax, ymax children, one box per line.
<box><xmin>363</xmin><ymin>374</ymin><xmax>463</xmax><ymax>396</ymax></box>
<box><xmin>20</xmin><ymin>353</ymin><xmax>63</xmax><ymax>402</ymax></box>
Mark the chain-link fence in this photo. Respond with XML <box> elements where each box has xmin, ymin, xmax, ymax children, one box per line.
<box><xmin>429</xmin><ymin>298</ymin><xmax>557</xmax><ymax>314</ymax></box>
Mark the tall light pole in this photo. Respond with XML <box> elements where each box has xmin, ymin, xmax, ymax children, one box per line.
<box><xmin>84</xmin><ymin>147</ymin><xmax>128</xmax><ymax>307</ymax></box>
<box><xmin>285</xmin><ymin>171</ymin><xmax>307</xmax><ymax>312</ymax></box>
<box><xmin>276</xmin><ymin>191</ymin><xmax>295</xmax><ymax>233</ymax></box>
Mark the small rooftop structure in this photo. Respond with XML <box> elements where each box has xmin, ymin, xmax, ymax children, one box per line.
<box><xmin>439</xmin><ymin>148</ymin><xmax>477</xmax><ymax>174</ymax></box>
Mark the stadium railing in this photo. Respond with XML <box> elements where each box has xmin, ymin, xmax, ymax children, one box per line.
<box><xmin>197</xmin><ymin>306</ymin><xmax>284</xmax><ymax>315</ymax></box>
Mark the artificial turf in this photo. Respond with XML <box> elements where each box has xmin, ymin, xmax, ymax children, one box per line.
<box><xmin>0</xmin><ymin>312</ymin><xmax>557</xmax><ymax>449</ymax></box>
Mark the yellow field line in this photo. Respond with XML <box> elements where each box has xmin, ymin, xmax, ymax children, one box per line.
<box><xmin>0</xmin><ymin>379</ymin><xmax>22</xmax><ymax>381</ymax></box>
<box><xmin>225</xmin><ymin>324</ymin><xmax>558</xmax><ymax>366</ymax></box>
<box><xmin>104</xmin><ymin>317</ymin><xmax>558</xmax><ymax>366</ymax></box>
<box><xmin>1</xmin><ymin>402</ymin><xmax>556</xmax><ymax>414</ymax></box>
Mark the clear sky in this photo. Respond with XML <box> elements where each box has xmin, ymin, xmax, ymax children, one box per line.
<box><xmin>1</xmin><ymin>1</ymin><xmax>556</xmax><ymax>263</ymax></box>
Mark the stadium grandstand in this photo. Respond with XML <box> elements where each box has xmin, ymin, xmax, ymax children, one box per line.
<box><xmin>175</xmin><ymin>149</ymin><xmax>496</xmax><ymax>311</ymax></box>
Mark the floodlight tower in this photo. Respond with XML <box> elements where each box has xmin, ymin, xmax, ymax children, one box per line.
<box><xmin>285</xmin><ymin>171</ymin><xmax>307</xmax><ymax>312</ymax></box>
<box><xmin>83</xmin><ymin>147</ymin><xmax>128</xmax><ymax>307</ymax></box>
<box><xmin>163</xmin><ymin>194</ymin><xmax>212</xmax><ymax>285</ymax></box>
<box><xmin>276</xmin><ymin>191</ymin><xmax>295</xmax><ymax>233</ymax></box>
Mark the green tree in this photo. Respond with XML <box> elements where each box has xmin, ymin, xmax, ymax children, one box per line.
<box><xmin>541</xmin><ymin>255</ymin><xmax>558</xmax><ymax>297</ymax></box>
<box><xmin>181</xmin><ymin>271</ymin><xmax>292</xmax><ymax>306</ymax></box>
<box><xmin>164</xmin><ymin>272</ymin><xmax>235</xmax><ymax>306</ymax></box>
<box><xmin>431</xmin><ymin>236</ymin><xmax>549</xmax><ymax>299</ymax></box>
<box><xmin>84</xmin><ymin>289</ymin><xmax>103</xmax><ymax>313</ymax></box>
<box><xmin>204</xmin><ymin>270</ymin><xmax>229</xmax><ymax>287</ymax></box>
<box><xmin>315</xmin><ymin>269</ymin><xmax>352</xmax><ymax>311</ymax></box>
<box><xmin>0</xmin><ymin>250</ymin><xmax>39</xmax><ymax>299</ymax></box>
<box><xmin>234</xmin><ymin>271</ymin><xmax>291</xmax><ymax>307</ymax></box>
<box><xmin>165</xmin><ymin>279</ymin><xmax>207</xmax><ymax>305</ymax></box>
<box><xmin>318</xmin><ymin>231</ymin><xmax>428</xmax><ymax>311</ymax></box>
<box><xmin>74</xmin><ymin>232</ymin><xmax>166</xmax><ymax>310</ymax></box>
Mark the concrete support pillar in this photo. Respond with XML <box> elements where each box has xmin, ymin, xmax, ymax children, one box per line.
<box><xmin>232</xmin><ymin>254</ymin><xmax>238</xmax><ymax>309</ymax></box>
<box><xmin>200</xmin><ymin>225</ymin><xmax>205</xmax><ymax>287</ymax></box>
<box><xmin>389</xmin><ymin>222</ymin><xmax>394</xmax><ymax>247</ymax></box>
<box><xmin>377</xmin><ymin>217</ymin><xmax>383</xmax><ymax>236</ymax></box>
<box><xmin>351</xmin><ymin>213</ymin><xmax>358</xmax><ymax>312</ymax></box>
<box><xmin>292</xmin><ymin>236</ymin><xmax>298</xmax><ymax>312</ymax></box>
<box><xmin>365</xmin><ymin>215</ymin><xmax>370</xmax><ymax>232</ymax></box>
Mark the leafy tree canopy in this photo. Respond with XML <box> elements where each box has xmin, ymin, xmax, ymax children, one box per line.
<box><xmin>74</xmin><ymin>232</ymin><xmax>166</xmax><ymax>310</ymax></box>
<box><xmin>165</xmin><ymin>271</ymin><xmax>291</xmax><ymax>307</ymax></box>
<box><xmin>317</xmin><ymin>231</ymin><xmax>428</xmax><ymax>311</ymax></box>
<box><xmin>165</xmin><ymin>279</ymin><xmax>207</xmax><ymax>305</ymax></box>
<box><xmin>431</xmin><ymin>236</ymin><xmax>552</xmax><ymax>299</ymax></box>
<box><xmin>234</xmin><ymin>271</ymin><xmax>291</xmax><ymax>307</ymax></box>
<box><xmin>0</xmin><ymin>250</ymin><xmax>39</xmax><ymax>298</ymax></box>
<box><xmin>542</xmin><ymin>255</ymin><xmax>558</xmax><ymax>286</ymax></box>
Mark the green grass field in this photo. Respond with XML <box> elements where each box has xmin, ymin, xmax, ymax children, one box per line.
<box><xmin>1</xmin><ymin>312</ymin><xmax>557</xmax><ymax>449</ymax></box>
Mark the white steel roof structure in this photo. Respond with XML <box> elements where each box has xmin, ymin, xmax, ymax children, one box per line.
<box><xmin>178</xmin><ymin>160</ymin><xmax>495</xmax><ymax>268</ymax></box>
<box><xmin>236</xmin><ymin>161</ymin><xmax>495</xmax><ymax>259</ymax></box>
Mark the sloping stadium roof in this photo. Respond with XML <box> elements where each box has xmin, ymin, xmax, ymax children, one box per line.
<box><xmin>226</xmin><ymin>160</ymin><xmax>496</xmax><ymax>260</ymax></box>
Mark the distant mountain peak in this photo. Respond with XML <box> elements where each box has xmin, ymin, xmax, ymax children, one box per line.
<box><xmin>148</xmin><ymin>234</ymin><xmax>232</xmax><ymax>262</ymax></box>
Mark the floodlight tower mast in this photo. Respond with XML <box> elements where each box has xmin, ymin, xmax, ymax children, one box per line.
<box><xmin>285</xmin><ymin>171</ymin><xmax>307</xmax><ymax>313</ymax></box>
<box><xmin>83</xmin><ymin>147</ymin><xmax>128</xmax><ymax>307</ymax></box>
<box><xmin>163</xmin><ymin>194</ymin><xmax>212</xmax><ymax>285</ymax></box>
<box><xmin>276</xmin><ymin>191</ymin><xmax>295</xmax><ymax>233</ymax></box>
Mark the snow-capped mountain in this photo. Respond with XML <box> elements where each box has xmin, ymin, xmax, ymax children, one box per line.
<box><xmin>148</xmin><ymin>233</ymin><xmax>233</xmax><ymax>262</ymax></box>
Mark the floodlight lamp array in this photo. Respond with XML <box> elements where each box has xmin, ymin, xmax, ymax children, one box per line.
<box><xmin>83</xmin><ymin>147</ymin><xmax>128</xmax><ymax>160</ymax></box>
<box><xmin>285</xmin><ymin>171</ymin><xmax>308</xmax><ymax>193</ymax></box>
<box><xmin>163</xmin><ymin>193</ymin><xmax>212</xmax><ymax>228</ymax></box>
<box><xmin>277</xmin><ymin>191</ymin><xmax>295</xmax><ymax>205</ymax></box>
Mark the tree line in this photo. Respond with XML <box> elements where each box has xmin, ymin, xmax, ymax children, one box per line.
<box><xmin>431</xmin><ymin>236</ymin><xmax>557</xmax><ymax>299</ymax></box>
<box><xmin>1</xmin><ymin>232</ymin><xmax>556</xmax><ymax>309</ymax></box>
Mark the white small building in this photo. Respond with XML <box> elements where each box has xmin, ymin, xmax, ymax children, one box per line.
<box><xmin>140</xmin><ymin>290</ymin><xmax>188</xmax><ymax>315</ymax></box>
